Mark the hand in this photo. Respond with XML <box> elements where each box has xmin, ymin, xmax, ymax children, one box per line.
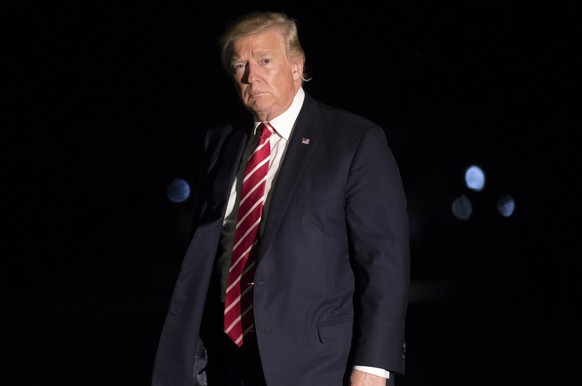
<box><xmin>349</xmin><ymin>369</ymin><xmax>387</xmax><ymax>386</ymax></box>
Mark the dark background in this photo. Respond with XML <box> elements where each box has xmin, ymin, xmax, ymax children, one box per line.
<box><xmin>5</xmin><ymin>1</ymin><xmax>580</xmax><ymax>385</ymax></box>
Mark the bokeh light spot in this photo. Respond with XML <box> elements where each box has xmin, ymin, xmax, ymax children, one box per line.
<box><xmin>465</xmin><ymin>165</ymin><xmax>485</xmax><ymax>192</ymax></box>
<box><xmin>452</xmin><ymin>194</ymin><xmax>472</xmax><ymax>220</ymax></box>
<box><xmin>167</xmin><ymin>178</ymin><xmax>191</xmax><ymax>203</ymax></box>
<box><xmin>497</xmin><ymin>193</ymin><xmax>516</xmax><ymax>217</ymax></box>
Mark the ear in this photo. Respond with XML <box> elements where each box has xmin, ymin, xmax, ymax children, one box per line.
<box><xmin>292</xmin><ymin>60</ymin><xmax>303</xmax><ymax>80</ymax></box>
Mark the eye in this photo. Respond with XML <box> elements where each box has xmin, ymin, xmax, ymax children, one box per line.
<box><xmin>232</xmin><ymin>62</ymin><xmax>246</xmax><ymax>73</ymax></box>
<box><xmin>261</xmin><ymin>58</ymin><xmax>271</xmax><ymax>65</ymax></box>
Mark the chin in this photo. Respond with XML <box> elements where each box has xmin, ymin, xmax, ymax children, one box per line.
<box><xmin>250</xmin><ymin>101</ymin><xmax>269</xmax><ymax>113</ymax></box>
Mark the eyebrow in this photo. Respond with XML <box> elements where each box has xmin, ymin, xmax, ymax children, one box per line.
<box><xmin>232</xmin><ymin>49</ymin><xmax>273</xmax><ymax>61</ymax></box>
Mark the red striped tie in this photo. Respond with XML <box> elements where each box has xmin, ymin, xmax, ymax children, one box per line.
<box><xmin>224</xmin><ymin>122</ymin><xmax>273</xmax><ymax>347</ymax></box>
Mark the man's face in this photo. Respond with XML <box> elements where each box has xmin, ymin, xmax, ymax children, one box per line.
<box><xmin>230</xmin><ymin>27</ymin><xmax>302</xmax><ymax>122</ymax></box>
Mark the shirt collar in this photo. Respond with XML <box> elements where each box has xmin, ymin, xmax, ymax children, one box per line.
<box><xmin>253</xmin><ymin>87</ymin><xmax>305</xmax><ymax>140</ymax></box>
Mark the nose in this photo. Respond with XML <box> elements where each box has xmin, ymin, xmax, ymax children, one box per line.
<box><xmin>243</xmin><ymin>62</ymin><xmax>259</xmax><ymax>84</ymax></box>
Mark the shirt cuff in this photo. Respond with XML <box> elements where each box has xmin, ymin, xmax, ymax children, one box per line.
<box><xmin>353</xmin><ymin>365</ymin><xmax>390</xmax><ymax>379</ymax></box>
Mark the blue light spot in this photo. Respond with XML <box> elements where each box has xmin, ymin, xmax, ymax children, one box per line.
<box><xmin>497</xmin><ymin>193</ymin><xmax>515</xmax><ymax>217</ymax></box>
<box><xmin>465</xmin><ymin>165</ymin><xmax>485</xmax><ymax>192</ymax></box>
<box><xmin>452</xmin><ymin>194</ymin><xmax>472</xmax><ymax>220</ymax></box>
<box><xmin>167</xmin><ymin>178</ymin><xmax>191</xmax><ymax>203</ymax></box>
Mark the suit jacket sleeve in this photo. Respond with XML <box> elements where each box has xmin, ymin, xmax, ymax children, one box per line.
<box><xmin>346</xmin><ymin>124</ymin><xmax>410</xmax><ymax>374</ymax></box>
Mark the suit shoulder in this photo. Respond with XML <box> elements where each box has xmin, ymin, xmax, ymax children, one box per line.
<box><xmin>314</xmin><ymin>100</ymin><xmax>383</xmax><ymax>136</ymax></box>
<box><xmin>204</xmin><ymin>124</ymin><xmax>233</xmax><ymax>140</ymax></box>
<box><xmin>204</xmin><ymin>114</ymin><xmax>251</xmax><ymax>146</ymax></box>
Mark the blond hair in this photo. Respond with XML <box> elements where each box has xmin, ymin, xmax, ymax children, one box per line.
<box><xmin>219</xmin><ymin>11</ymin><xmax>309</xmax><ymax>81</ymax></box>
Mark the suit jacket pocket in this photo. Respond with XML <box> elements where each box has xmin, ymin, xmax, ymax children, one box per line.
<box><xmin>317</xmin><ymin>317</ymin><xmax>353</xmax><ymax>343</ymax></box>
<box><xmin>294</xmin><ymin>187</ymin><xmax>343</xmax><ymax>206</ymax></box>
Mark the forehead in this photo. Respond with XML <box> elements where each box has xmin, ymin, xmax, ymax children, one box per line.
<box><xmin>232</xmin><ymin>27</ymin><xmax>286</xmax><ymax>57</ymax></box>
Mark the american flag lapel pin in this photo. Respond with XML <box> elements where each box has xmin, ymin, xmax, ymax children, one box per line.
<box><xmin>301</xmin><ymin>137</ymin><xmax>310</xmax><ymax>145</ymax></box>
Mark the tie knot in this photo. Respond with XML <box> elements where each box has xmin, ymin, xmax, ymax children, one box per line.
<box><xmin>258</xmin><ymin>123</ymin><xmax>273</xmax><ymax>141</ymax></box>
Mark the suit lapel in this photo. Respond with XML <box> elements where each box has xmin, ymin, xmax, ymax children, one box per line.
<box><xmin>259</xmin><ymin>96</ymin><xmax>321</xmax><ymax>258</ymax></box>
<box><xmin>206</xmin><ymin>123</ymin><xmax>249</xmax><ymax>221</ymax></box>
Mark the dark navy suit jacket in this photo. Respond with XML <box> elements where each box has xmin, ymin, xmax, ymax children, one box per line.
<box><xmin>152</xmin><ymin>93</ymin><xmax>410</xmax><ymax>385</ymax></box>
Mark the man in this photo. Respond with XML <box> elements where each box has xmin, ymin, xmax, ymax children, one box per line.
<box><xmin>153</xmin><ymin>11</ymin><xmax>410</xmax><ymax>386</ymax></box>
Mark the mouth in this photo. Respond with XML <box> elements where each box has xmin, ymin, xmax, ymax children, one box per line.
<box><xmin>248</xmin><ymin>91</ymin><xmax>266</xmax><ymax>99</ymax></box>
